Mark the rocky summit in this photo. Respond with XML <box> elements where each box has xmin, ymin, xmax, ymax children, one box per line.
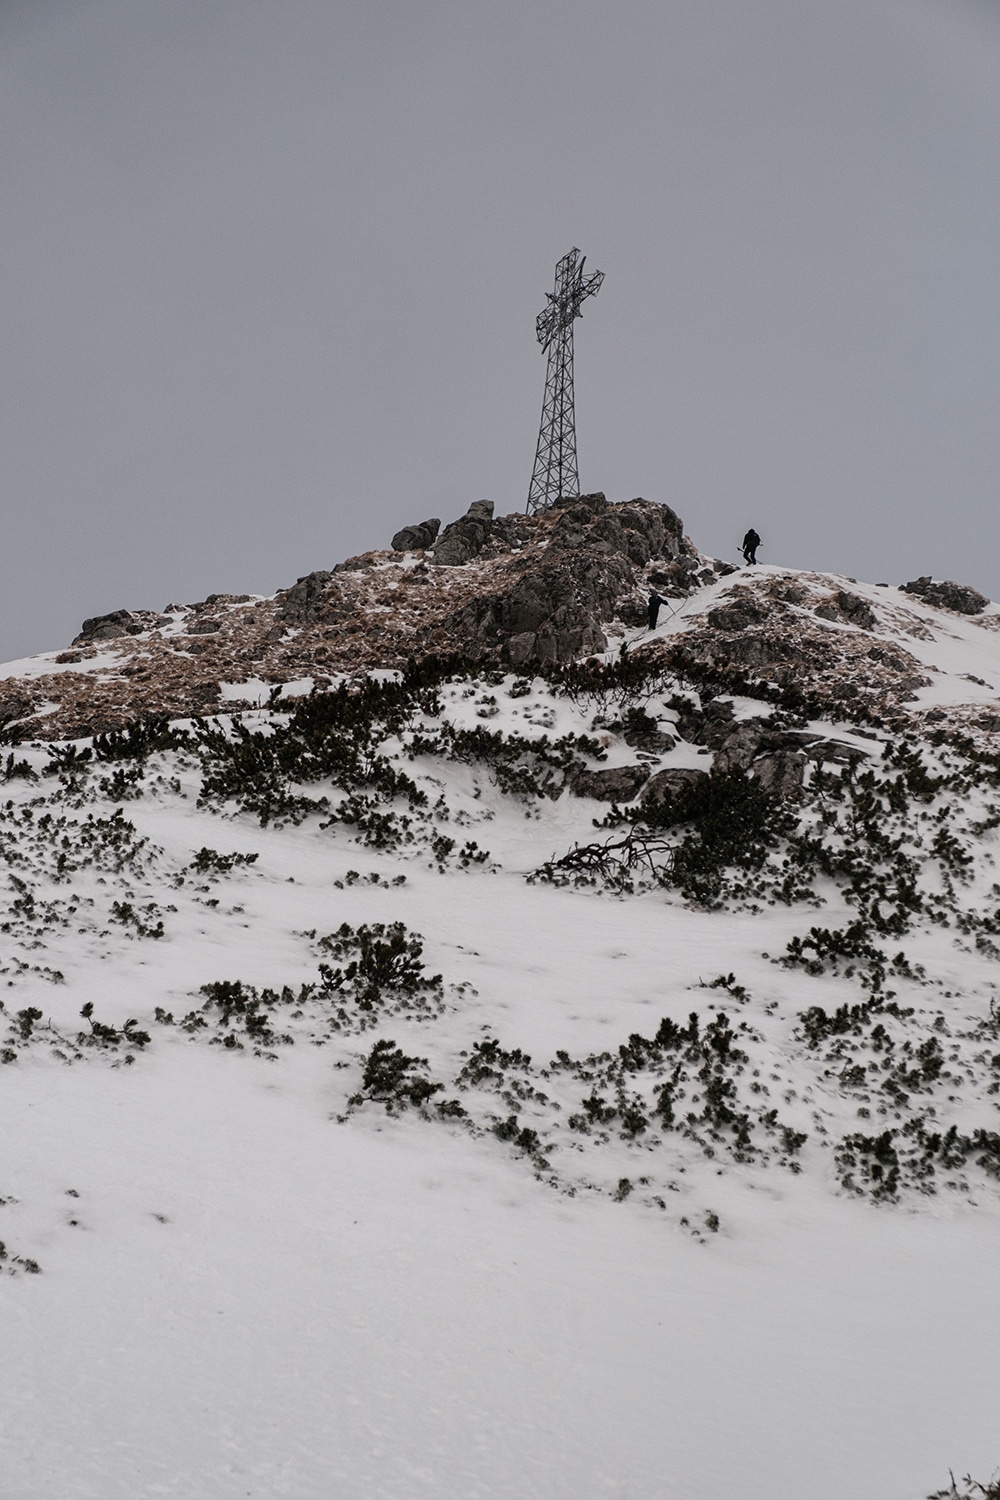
<box><xmin>0</xmin><ymin>491</ymin><xmax>997</xmax><ymax>746</ymax></box>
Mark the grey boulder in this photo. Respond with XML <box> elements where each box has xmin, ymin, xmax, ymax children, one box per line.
<box><xmin>74</xmin><ymin>610</ymin><xmax>143</xmax><ymax>644</ymax></box>
<box><xmin>569</xmin><ymin>763</ymin><xmax>651</xmax><ymax>802</ymax></box>
<box><xmin>432</xmin><ymin>500</ymin><xmax>494</xmax><ymax>567</ymax></box>
<box><xmin>640</xmin><ymin>767</ymin><xmax>709</xmax><ymax>808</ymax></box>
<box><xmin>901</xmin><ymin>576</ymin><xmax>989</xmax><ymax>615</ymax></box>
<box><xmin>391</xmin><ymin>518</ymin><xmax>441</xmax><ymax>552</ymax></box>
<box><xmin>752</xmin><ymin>750</ymin><xmax>807</xmax><ymax>799</ymax></box>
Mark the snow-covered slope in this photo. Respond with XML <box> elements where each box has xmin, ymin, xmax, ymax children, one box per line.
<box><xmin>3</xmin><ymin>533</ymin><xmax>1000</xmax><ymax>1497</ymax></box>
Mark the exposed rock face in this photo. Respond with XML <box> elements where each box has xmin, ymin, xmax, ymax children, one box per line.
<box><xmin>569</xmin><ymin>764</ymin><xmax>651</xmax><ymax>802</ymax></box>
<box><xmin>794</xmin><ymin>737</ymin><xmax>869</xmax><ymax>766</ymax></box>
<box><xmin>74</xmin><ymin>609</ymin><xmax>152</xmax><ymax>645</ymax></box>
<box><xmin>548</xmin><ymin>493</ymin><xmax>685</xmax><ymax>568</ymax></box>
<box><xmin>391</xmin><ymin>518</ymin><xmax>440</xmax><ymax>552</ymax></box>
<box><xmin>2</xmin><ymin>495</ymin><xmax>694</xmax><ymax>739</ymax></box>
<box><xmin>430</xmin><ymin>548</ymin><xmax>625</xmax><ymax>665</ymax></box>
<box><xmin>836</xmin><ymin>591</ymin><xmax>876</xmax><ymax>629</ymax></box>
<box><xmin>665</xmin><ymin>686</ymin><xmax>871</xmax><ymax>794</ymax></box>
<box><xmin>680</xmin><ymin>711</ymin><xmax>808</xmax><ymax>792</ymax></box>
<box><xmin>641</xmin><ymin>767</ymin><xmax>709</xmax><ymax>808</ymax></box>
<box><xmin>277</xmin><ymin>572</ymin><xmax>344</xmax><ymax>625</ymax></box>
<box><xmin>674</xmin><ymin>697</ymin><xmax>739</xmax><ymax>749</ymax></box>
<box><xmin>901</xmin><ymin>577</ymin><xmax>989</xmax><ymax>616</ymax></box>
<box><xmin>655</xmin><ymin>572</ymin><xmax>935</xmax><ymax>725</ymax></box>
<box><xmin>814</xmin><ymin>591</ymin><xmax>876</xmax><ymax>631</ymax></box>
<box><xmin>753</xmin><ymin>750</ymin><xmax>807</xmax><ymax>799</ymax></box>
<box><xmin>714</xmin><ymin>722</ymin><xmax>767</xmax><ymax>774</ymax></box>
<box><xmin>647</xmin><ymin>557</ymin><xmax>702</xmax><ymax>596</ymax></box>
<box><xmin>706</xmin><ymin>600</ymin><xmax>767</xmax><ymax>633</ymax></box>
<box><xmin>425</xmin><ymin>495</ymin><xmax>691</xmax><ymax>665</ymax></box>
<box><xmin>431</xmin><ymin>500</ymin><xmax>495</xmax><ymax>567</ymax></box>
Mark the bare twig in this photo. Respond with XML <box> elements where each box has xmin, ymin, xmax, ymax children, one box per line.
<box><xmin>534</xmin><ymin>831</ymin><xmax>673</xmax><ymax>884</ymax></box>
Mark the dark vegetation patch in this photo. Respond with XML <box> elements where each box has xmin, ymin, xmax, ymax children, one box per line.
<box><xmin>1</xmin><ymin>801</ymin><xmax>164</xmax><ymax>952</ymax></box>
<box><xmin>193</xmin><ymin>657</ymin><xmax>606</xmax><ymax>854</ymax></box>
<box><xmin>1</xmin><ymin>998</ymin><xmax>150</xmax><ymax>1066</ymax></box>
<box><xmin>928</xmin><ymin>1471</ymin><xmax>1000</xmax><ymax>1500</ymax></box>
<box><xmin>792</xmin><ymin>991</ymin><xmax>1000</xmax><ymax>1200</ymax></box>
<box><xmin>315</xmin><ymin>922</ymin><xmax>446</xmax><ymax>1024</ymax></box>
<box><xmin>0</xmin><ymin>1238</ymin><xmax>41</xmax><ymax>1277</ymax></box>
<box><xmin>535</xmin><ymin>768</ymin><xmax>795</xmax><ymax>905</ymax></box>
<box><xmin>155</xmin><ymin>922</ymin><xmax>455</xmax><ymax>1055</ymax></box>
<box><xmin>3</xmin><ymin>652</ymin><xmax>1000</xmax><ymax>1211</ymax></box>
<box><xmin>315</xmin><ymin>992</ymin><xmax>818</xmax><ymax>1200</ymax></box>
<box><xmin>347</xmin><ymin>1039</ymin><xmax>452</xmax><ymax>1114</ymax></box>
<box><xmin>188</xmin><ymin>847</ymin><xmax>259</xmax><ymax>876</ymax></box>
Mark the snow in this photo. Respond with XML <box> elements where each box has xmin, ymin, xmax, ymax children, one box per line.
<box><xmin>0</xmin><ymin>649</ymin><xmax>124</xmax><ymax>683</ymax></box>
<box><xmin>3</xmin><ymin>1045</ymin><xmax>998</xmax><ymax>1499</ymax></box>
<box><xmin>2</xmin><ymin>632</ymin><xmax>1000</xmax><ymax>1497</ymax></box>
<box><xmin>218</xmin><ymin>676</ymin><xmax>273</xmax><ymax>703</ymax></box>
<box><xmin>217</xmin><ymin>676</ymin><xmax>315</xmax><ymax>704</ymax></box>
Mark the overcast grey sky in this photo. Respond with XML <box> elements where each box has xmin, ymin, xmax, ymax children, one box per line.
<box><xmin>3</xmin><ymin>0</ymin><xmax>1000</xmax><ymax>661</ymax></box>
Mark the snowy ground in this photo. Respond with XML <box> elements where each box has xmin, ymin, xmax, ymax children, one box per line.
<box><xmin>4</xmin><ymin>1052</ymin><xmax>999</xmax><ymax>1500</ymax></box>
<box><xmin>2</xmin><ymin>660</ymin><xmax>999</xmax><ymax>1499</ymax></box>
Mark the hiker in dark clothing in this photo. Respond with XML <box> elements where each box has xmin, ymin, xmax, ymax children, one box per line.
<box><xmin>742</xmin><ymin>528</ymin><xmax>761</xmax><ymax>565</ymax></box>
<box><xmin>647</xmin><ymin>590</ymin><xmax>669</xmax><ymax>630</ymax></box>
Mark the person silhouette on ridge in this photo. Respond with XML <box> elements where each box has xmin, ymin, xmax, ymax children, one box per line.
<box><xmin>742</xmin><ymin>528</ymin><xmax>761</xmax><ymax>565</ymax></box>
<box><xmin>647</xmin><ymin>589</ymin><xmax>669</xmax><ymax>631</ymax></box>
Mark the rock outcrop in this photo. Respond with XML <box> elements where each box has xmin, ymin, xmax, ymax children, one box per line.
<box><xmin>753</xmin><ymin>750</ymin><xmax>807</xmax><ymax>799</ymax></box>
<box><xmin>657</xmin><ymin>688</ymin><xmax>871</xmax><ymax>797</ymax></box>
<box><xmin>900</xmin><ymin>577</ymin><xmax>988</xmax><ymax>616</ymax></box>
<box><xmin>277</xmin><ymin>573</ymin><xmax>340</xmax><ymax>625</ymax></box>
<box><xmin>641</xmin><ymin>767</ymin><xmax>709</xmax><ymax>808</ymax></box>
<box><xmin>655</xmin><ymin>571</ymin><xmax>937</xmax><ymax>726</ymax></box>
<box><xmin>813</xmin><ymin>590</ymin><xmax>876</xmax><ymax>631</ymax></box>
<box><xmin>426</xmin><ymin>548</ymin><xmax>623</xmax><ymax>665</ymax></box>
<box><xmin>3</xmin><ymin>494</ymin><xmax>998</xmax><ymax>746</ymax></box>
<box><xmin>1</xmin><ymin>494</ymin><xmax>696</xmax><ymax>739</ymax></box>
<box><xmin>423</xmin><ymin>494</ymin><xmax>694</xmax><ymax>666</ymax></box>
<box><xmin>569</xmin><ymin>764</ymin><xmax>651</xmax><ymax>802</ymax></box>
<box><xmin>73</xmin><ymin>609</ymin><xmax>165</xmax><ymax>645</ymax></box>
<box><xmin>391</xmin><ymin>518</ymin><xmax>440</xmax><ymax>552</ymax></box>
<box><xmin>431</xmin><ymin>500</ymin><xmax>494</xmax><ymax>567</ymax></box>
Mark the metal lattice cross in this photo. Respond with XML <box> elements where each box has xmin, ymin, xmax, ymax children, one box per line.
<box><xmin>527</xmin><ymin>248</ymin><xmax>604</xmax><ymax>515</ymax></box>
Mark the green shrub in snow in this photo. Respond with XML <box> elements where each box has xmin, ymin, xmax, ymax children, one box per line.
<box><xmin>349</xmin><ymin>1038</ymin><xmax>446</xmax><ymax>1113</ymax></box>
<box><xmin>317</xmin><ymin>921</ymin><xmax>444</xmax><ymax>1021</ymax></box>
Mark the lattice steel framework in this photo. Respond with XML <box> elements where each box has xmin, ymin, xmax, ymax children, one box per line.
<box><xmin>526</xmin><ymin>247</ymin><xmax>604</xmax><ymax>515</ymax></box>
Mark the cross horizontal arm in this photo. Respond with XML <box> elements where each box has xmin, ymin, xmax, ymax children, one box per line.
<box><xmin>535</xmin><ymin>254</ymin><xmax>604</xmax><ymax>349</ymax></box>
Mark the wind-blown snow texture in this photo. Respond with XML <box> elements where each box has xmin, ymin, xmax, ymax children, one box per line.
<box><xmin>2</xmin><ymin>512</ymin><xmax>1000</xmax><ymax>1499</ymax></box>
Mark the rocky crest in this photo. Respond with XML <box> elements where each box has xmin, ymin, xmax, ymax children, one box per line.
<box><xmin>0</xmin><ymin>494</ymin><xmax>998</xmax><ymax>746</ymax></box>
<box><xmin>0</xmin><ymin>495</ymin><xmax>703</xmax><ymax>739</ymax></box>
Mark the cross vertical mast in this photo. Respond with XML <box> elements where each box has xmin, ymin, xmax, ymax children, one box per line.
<box><xmin>526</xmin><ymin>247</ymin><xmax>604</xmax><ymax>515</ymax></box>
